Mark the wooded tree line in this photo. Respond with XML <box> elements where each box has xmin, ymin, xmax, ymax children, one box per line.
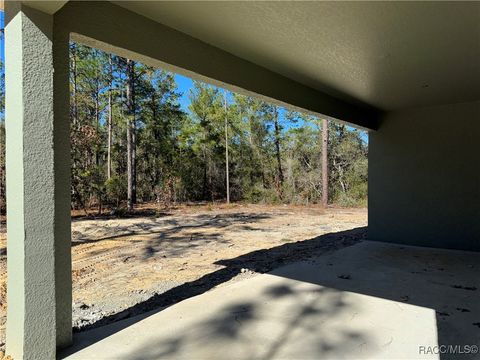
<box><xmin>0</xmin><ymin>44</ymin><xmax>368</xmax><ymax>213</ymax></box>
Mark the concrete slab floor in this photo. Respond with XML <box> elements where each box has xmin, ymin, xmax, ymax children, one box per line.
<box><xmin>60</xmin><ymin>241</ymin><xmax>480</xmax><ymax>360</ymax></box>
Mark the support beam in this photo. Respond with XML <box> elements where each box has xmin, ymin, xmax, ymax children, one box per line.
<box><xmin>5</xmin><ymin>3</ymin><xmax>71</xmax><ymax>359</ymax></box>
<box><xmin>54</xmin><ymin>1</ymin><xmax>380</xmax><ymax>130</ymax></box>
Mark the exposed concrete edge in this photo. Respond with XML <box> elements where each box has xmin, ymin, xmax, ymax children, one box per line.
<box><xmin>54</xmin><ymin>1</ymin><xmax>380</xmax><ymax>131</ymax></box>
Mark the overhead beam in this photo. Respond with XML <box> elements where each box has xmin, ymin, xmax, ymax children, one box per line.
<box><xmin>0</xmin><ymin>1</ymin><xmax>69</xmax><ymax>15</ymax></box>
<box><xmin>54</xmin><ymin>1</ymin><xmax>380</xmax><ymax>130</ymax></box>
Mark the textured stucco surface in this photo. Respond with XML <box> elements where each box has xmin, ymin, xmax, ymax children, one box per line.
<box><xmin>5</xmin><ymin>3</ymin><xmax>71</xmax><ymax>359</ymax></box>
<box><xmin>54</xmin><ymin>1</ymin><xmax>379</xmax><ymax>130</ymax></box>
<box><xmin>369</xmin><ymin>101</ymin><xmax>480</xmax><ymax>251</ymax></box>
<box><xmin>53</xmin><ymin>10</ymin><xmax>73</xmax><ymax>350</ymax></box>
<box><xmin>5</xmin><ymin>3</ymin><xmax>26</xmax><ymax>357</ymax></box>
<box><xmin>114</xmin><ymin>1</ymin><xmax>480</xmax><ymax>111</ymax></box>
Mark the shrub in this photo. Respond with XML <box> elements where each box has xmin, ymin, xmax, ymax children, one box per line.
<box><xmin>105</xmin><ymin>175</ymin><xmax>127</xmax><ymax>208</ymax></box>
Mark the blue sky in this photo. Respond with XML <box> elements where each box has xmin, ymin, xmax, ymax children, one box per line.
<box><xmin>172</xmin><ymin>73</ymin><xmax>305</xmax><ymax>132</ymax></box>
<box><xmin>174</xmin><ymin>74</ymin><xmax>194</xmax><ymax>113</ymax></box>
<box><xmin>173</xmin><ymin>72</ymin><xmax>367</xmax><ymax>141</ymax></box>
<box><xmin>0</xmin><ymin>11</ymin><xmax>367</xmax><ymax>142</ymax></box>
<box><xmin>174</xmin><ymin>75</ymin><xmax>312</xmax><ymax>134</ymax></box>
<box><xmin>174</xmin><ymin>74</ymin><xmax>294</xmax><ymax>129</ymax></box>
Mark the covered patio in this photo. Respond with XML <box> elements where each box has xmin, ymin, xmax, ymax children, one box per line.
<box><xmin>61</xmin><ymin>240</ymin><xmax>480</xmax><ymax>359</ymax></box>
<box><xmin>3</xmin><ymin>1</ymin><xmax>480</xmax><ymax>359</ymax></box>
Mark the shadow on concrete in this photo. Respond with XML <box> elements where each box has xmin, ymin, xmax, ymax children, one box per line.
<box><xmin>117</xmin><ymin>285</ymin><xmax>369</xmax><ymax>360</ymax></box>
<box><xmin>61</xmin><ymin>227</ymin><xmax>364</xmax><ymax>358</ymax></box>
<box><xmin>61</xmin><ymin>227</ymin><xmax>480</xmax><ymax>360</ymax></box>
<box><xmin>264</xmin><ymin>241</ymin><xmax>480</xmax><ymax>360</ymax></box>
<box><xmin>72</xmin><ymin>227</ymin><xmax>364</xmax><ymax>330</ymax></box>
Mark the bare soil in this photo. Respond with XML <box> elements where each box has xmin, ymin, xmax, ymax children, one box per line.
<box><xmin>0</xmin><ymin>203</ymin><xmax>367</xmax><ymax>349</ymax></box>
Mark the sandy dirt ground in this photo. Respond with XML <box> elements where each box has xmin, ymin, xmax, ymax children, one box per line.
<box><xmin>0</xmin><ymin>203</ymin><xmax>367</xmax><ymax>349</ymax></box>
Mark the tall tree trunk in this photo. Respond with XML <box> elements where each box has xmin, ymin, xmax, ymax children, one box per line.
<box><xmin>273</xmin><ymin>109</ymin><xmax>284</xmax><ymax>190</ymax></box>
<box><xmin>95</xmin><ymin>76</ymin><xmax>100</xmax><ymax>166</ymax></box>
<box><xmin>70</xmin><ymin>44</ymin><xmax>79</xmax><ymax>180</ymax></box>
<box><xmin>201</xmin><ymin>129</ymin><xmax>209</xmax><ymax>201</ymax></box>
<box><xmin>107</xmin><ymin>54</ymin><xmax>113</xmax><ymax>180</ymax></box>
<box><xmin>322</xmin><ymin>118</ymin><xmax>329</xmax><ymax>207</ymax></box>
<box><xmin>224</xmin><ymin>90</ymin><xmax>230</xmax><ymax>204</ymax></box>
<box><xmin>202</xmin><ymin>156</ymin><xmax>208</xmax><ymax>200</ymax></box>
<box><xmin>126</xmin><ymin>59</ymin><xmax>137</xmax><ymax>211</ymax></box>
<box><xmin>132</xmin><ymin>113</ymin><xmax>137</xmax><ymax>204</ymax></box>
<box><xmin>71</xmin><ymin>44</ymin><xmax>79</xmax><ymax>129</ymax></box>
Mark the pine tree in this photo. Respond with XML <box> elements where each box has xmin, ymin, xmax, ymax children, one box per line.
<box><xmin>126</xmin><ymin>59</ymin><xmax>137</xmax><ymax>211</ymax></box>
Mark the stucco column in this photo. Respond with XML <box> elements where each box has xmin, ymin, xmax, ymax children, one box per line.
<box><xmin>5</xmin><ymin>2</ymin><xmax>71</xmax><ymax>359</ymax></box>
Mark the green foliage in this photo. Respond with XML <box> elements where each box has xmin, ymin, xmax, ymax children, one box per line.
<box><xmin>328</xmin><ymin>123</ymin><xmax>368</xmax><ymax>206</ymax></box>
<box><xmin>244</xmin><ymin>184</ymin><xmax>281</xmax><ymax>204</ymax></box>
<box><xmin>105</xmin><ymin>175</ymin><xmax>127</xmax><ymax>207</ymax></box>
<box><xmin>0</xmin><ymin>45</ymin><xmax>369</xmax><ymax>211</ymax></box>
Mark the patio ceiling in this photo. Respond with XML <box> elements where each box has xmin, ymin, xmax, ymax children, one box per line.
<box><xmin>113</xmin><ymin>1</ymin><xmax>480</xmax><ymax>111</ymax></box>
<box><xmin>15</xmin><ymin>1</ymin><xmax>480</xmax><ymax>112</ymax></box>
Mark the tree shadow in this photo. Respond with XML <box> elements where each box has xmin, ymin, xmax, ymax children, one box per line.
<box><xmin>61</xmin><ymin>227</ymin><xmax>364</xmax><ymax>356</ymax></box>
<box><xmin>71</xmin><ymin>208</ymin><xmax>169</xmax><ymax>221</ymax></box>
<box><xmin>62</xmin><ymin>280</ymin><xmax>370</xmax><ymax>360</ymax></box>
<box><xmin>70</xmin><ymin>212</ymin><xmax>274</xmax><ymax>282</ymax></box>
<box><xmin>120</xmin><ymin>285</ymin><xmax>370</xmax><ymax>360</ymax></box>
<box><xmin>61</xmin><ymin>227</ymin><xmax>479</xmax><ymax>360</ymax></box>
<box><xmin>71</xmin><ymin>212</ymin><xmax>272</xmax><ymax>249</ymax></box>
<box><xmin>264</xmin><ymin>241</ymin><xmax>480</xmax><ymax>360</ymax></box>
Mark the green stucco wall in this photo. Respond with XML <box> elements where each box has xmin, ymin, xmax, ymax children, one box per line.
<box><xmin>5</xmin><ymin>3</ymin><xmax>72</xmax><ymax>359</ymax></box>
<box><xmin>369</xmin><ymin>101</ymin><xmax>480</xmax><ymax>251</ymax></box>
